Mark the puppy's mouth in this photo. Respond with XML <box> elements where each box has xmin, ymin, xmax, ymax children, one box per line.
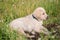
<box><xmin>46</xmin><ymin>16</ymin><xmax>48</xmax><ymax>19</ymax></box>
<box><xmin>44</xmin><ymin>16</ymin><xmax>49</xmax><ymax>20</ymax></box>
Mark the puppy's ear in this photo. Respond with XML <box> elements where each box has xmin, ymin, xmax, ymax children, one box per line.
<box><xmin>32</xmin><ymin>8</ymin><xmax>41</xmax><ymax>20</ymax></box>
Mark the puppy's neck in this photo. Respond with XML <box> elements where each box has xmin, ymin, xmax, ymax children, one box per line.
<box><xmin>32</xmin><ymin>14</ymin><xmax>43</xmax><ymax>21</ymax></box>
<box><xmin>32</xmin><ymin>14</ymin><xmax>43</xmax><ymax>25</ymax></box>
<box><xmin>32</xmin><ymin>15</ymin><xmax>38</xmax><ymax>21</ymax></box>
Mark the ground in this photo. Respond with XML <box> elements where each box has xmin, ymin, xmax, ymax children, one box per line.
<box><xmin>0</xmin><ymin>0</ymin><xmax>60</xmax><ymax>40</ymax></box>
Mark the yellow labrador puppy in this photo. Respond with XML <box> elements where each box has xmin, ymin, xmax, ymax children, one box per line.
<box><xmin>9</xmin><ymin>7</ymin><xmax>49</xmax><ymax>38</ymax></box>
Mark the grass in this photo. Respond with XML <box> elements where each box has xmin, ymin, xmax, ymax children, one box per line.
<box><xmin>0</xmin><ymin>0</ymin><xmax>60</xmax><ymax>40</ymax></box>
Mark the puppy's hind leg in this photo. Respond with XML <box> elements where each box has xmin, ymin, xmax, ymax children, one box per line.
<box><xmin>17</xmin><ymin>28</ymin><xmax>27</xmax><ymax>37</ymax></box>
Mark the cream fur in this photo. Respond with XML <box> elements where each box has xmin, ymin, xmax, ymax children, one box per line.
<box><xmin>9</xmin><ymin>7</ymin><xmax>49</xmax><ymax>38</ymax></box>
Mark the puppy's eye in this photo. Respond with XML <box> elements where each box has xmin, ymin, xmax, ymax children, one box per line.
<box><xmin>43</xmin><ymin>13</ymin><xmax>45</xmax><ymax>15</ymax></box>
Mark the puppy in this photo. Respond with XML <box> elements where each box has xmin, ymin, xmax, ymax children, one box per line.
<box><xmin>9</xmin><ymin>7</ymin><xmax>49</xmax><ymax>38</ymax></box>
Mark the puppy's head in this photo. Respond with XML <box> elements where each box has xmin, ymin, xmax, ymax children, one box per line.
<box><xmin>33</xmin><ymin>7</ymin><xmax>48</xmax><ymax>21</ymax></box>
